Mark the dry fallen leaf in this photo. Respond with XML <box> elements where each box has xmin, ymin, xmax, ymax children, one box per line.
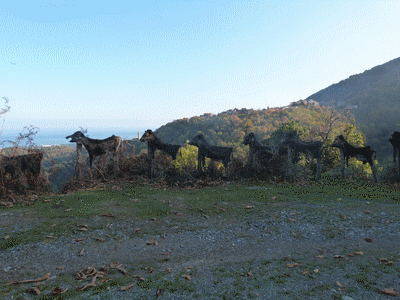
<box><xmin>286</xmin><ymin>263</ymin><xmax>299</xmax><ymax>268</ymax></box>
<box><xmin>157</xmin><ymin>288</ymin><xmax>162</xmax><ymax>297</ymax></box>
<box><xmin>101</xmin><ymin>213</ymin><xmax>116</xmax><ymax>218</ymax></box>
<box><xmin>244</xmin><ymin>206</ymin><xmax>255</xmax><ymax>209</ymax></box>
<box><xmin>381</xmin><ymin>288</ymin><xmax>400</xmax><ymax>296</ymax></box>
<box><xmin>146</xmin><ymin>238</ymin><xmax>158</xmax><ymax>246</ymax></box>
<box><xmin>182</xmin><ymin>274</ymin><xmax>191</xmax><ymax>281</ymax></box>
<box><xmin>76</xmin><ymin>270</ymin><xmax>87</xmax><ymax>280</ymax></box>
<box><xmin>314</xmin><ymin>255</ymin><xmax>324</xmax><ymax>258</ymax></box>
<box><xmin>96</xmin><ymin>238</ymin><xmax>105</xmax><ymax>242</ymax></box>
<box><xmin>76</xmin><ymin>275</ymin><xmax>97</xmax><ymax>291</ymax></box>
<box><xmin>79</xmin><ymin>248</ymin><xmax>85</xmax><ymax>256</ymax></box>
<box><xmin>336</xmin><ymin>281</ymin><xmax>345</xmax><ymax>291</ymax></box>
<box><xmin>52</xmin><ymin>286</ymin><xmax>68</xmax><ymax>294</ymax></box>
<box><xmin>339</xmin><ymin>215</ymin><xmax>347</xmax><ymax>220</ymax></box>
<box><xmin>378</xmin><ymin>257</ymin><xmax>390</xmax><ymax>262</ymax></box>
<box><xmin>121</xmin><ymin>284</ymin><xmax>134</xmax><ymax>291</ymax></box>
<box><xmin>354</xmin><ymin>251</ymin><xmax>364</xmax><ymax>256</ymax></box>
<box><xmin>110</xmin><ymin>262</ymin><xmax>128</xmax><ymax>275</ymax></box>
<box><xmin>101</xmin><ymin>266</ymin><xmax>109</xmax><ymax>273</ymax></box>
<box><xmin>3</xmin><ymin>235</ymin><xmax>9</xmax><ymax>240</ymax></box>
<box><xmin>49</xmin><ymin>224</ymin><xmax>57</xmax><ymax>228</ymax></box>
<box><xmin>64</xmin><ymin>209</ymin><xmax>72</xmax><ymax>212</ymax></box>
<box><xmin>96</xmin><ymin>271</ymin><xmax>107</xmax><ymax>278</ymax></box>
<box><xmin>314</xmin><ymin>269</ymin><xmax>319</xmax><ymax>273</ymax></box>
<box><xmin>134</xmin><ymin>228</ymin><xmax>141</xmax><ymax>234</ymax></box>
<box><xmin>288</xmin><ymin>219</ymin><xmax>296</xmax><ymax>222</ymax></box>
<box><xmin>147</xmin><ymin>267</ymin><xmax>154</xmax><ymax>274</ymax></box>
<box><xmin>86</xmin><ymin>267</ymin><xmax>97</xmax><ymax>277</ymax></box>
<box><xmin>133</xmin><ymin>275</ymin><xmax>145</xmax><ymax>282</ymax></box>
<box><xmin>73</xmin><ymin>238</ymin><xmax>86</xmax><ymax>242</ymax></box>
<box><xmin>29</xmin><ymin>287</ymin><xmax>41</xmax><ymax>295</ymax></box>
<box><xmin>45</xmin><ymin>235</ymin><xmax>55</xmax><ymax>239</ymax></box>
<box><xmin>302</xmin><ymin>271</ymin><xmax>309</xmax><ymax>275</ymax></box>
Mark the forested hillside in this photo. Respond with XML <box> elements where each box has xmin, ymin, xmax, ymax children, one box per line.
<box><xmin>306</xmin><ymin>56</ymin><xmax>400</xmax><ymax>154</ymax></box>
<box><xmin>131</xmin><ymin>100</ymin><xmax>356</xmax><ymax>159</ymax></box>
<box><xmin>1</xmin><ymin>101</ymin><xmax>372</xmax><ymax>193</ymax></box>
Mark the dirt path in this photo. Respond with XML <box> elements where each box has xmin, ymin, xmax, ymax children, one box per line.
<box><xmin>1</xmin><ymin>189</ymin><xmax>400</xmax><ymax>299</ymax></box>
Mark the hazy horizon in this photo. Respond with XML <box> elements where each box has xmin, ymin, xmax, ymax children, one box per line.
<box><xmin>0</xmin><ymin>127</ymin><xmax>150</xmax><ymax>147</ymax></box>
<box><xmin>1</xmin><ymin>0</ymin><xmax>400</xmax><ymax>130</ymax></box>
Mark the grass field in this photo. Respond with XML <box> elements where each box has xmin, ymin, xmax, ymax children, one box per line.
<box><xmin>1</xmin><ymin>178</ymin><xmax>400</xmax><ymax>299</ymax></box>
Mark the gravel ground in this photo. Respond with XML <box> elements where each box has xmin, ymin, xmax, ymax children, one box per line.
<box><xmin>1</xmin><ymin>198</ymin><xmax>400</xmax><ymax>299</ymax></box>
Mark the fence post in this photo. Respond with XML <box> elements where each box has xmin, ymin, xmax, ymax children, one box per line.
<box><xmin>287</xmin><ymin>148</ymin><xmax>292</xmax><ymax>181</ymax></box>
<box><xmin>340</xmin><ymin>150</ymin><xmax>345</xmax><ymax>180</ymax></box>
<box><xmin>75</xmin><ymin>143</ymin><xmax>83</xmax><ymax>180</ymax></box>
<box><xmin>148</xmin><ymin>149</ymin><xmax>153</xmax><ymax>179</ymax></box>
<box><xmin>370</xmin><ymin>163</ymin><xmax>379</xmax><ymax>183</ymax></box>
<box><xmin>398</xmin><ymin>151</ymin><xmax>400</xmax><ymax>176</ymax></box>
<box><xmin>316</xmin><ymin>158</ymin><xmax>322</xmax><ymax>181</ymax></box>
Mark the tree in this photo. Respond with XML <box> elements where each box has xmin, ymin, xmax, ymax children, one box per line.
<box><xmin>265</xmin><ymin>120</ymin><xmax>309</xmax><ymax>145</ymax></box>
<box><xmin>313</xmin><ymin>107</ymin><xmax>351</xmax><ymax>143</ymax></box>
<box><xmin>171</xmin><ymin>141</ymin><xmax>198</xmax><ymax>173</ymax></box>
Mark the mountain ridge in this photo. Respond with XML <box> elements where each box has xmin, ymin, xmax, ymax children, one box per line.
<box><xmin>305</xmin><ymin>57</ymin><xmax>400</xmax><ymax>153</ymax></box>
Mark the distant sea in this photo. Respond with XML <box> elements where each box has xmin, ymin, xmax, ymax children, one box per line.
<box><xmin>0</xmin><ymin>128</ymin><xmax>149</xmax><ymax>147</ymax></box>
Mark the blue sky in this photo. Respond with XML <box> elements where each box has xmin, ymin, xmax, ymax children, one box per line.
<box><xmin>1</xmin><ymin>0</ymin><xmax>399</xmax><ymax>132</ymax></box>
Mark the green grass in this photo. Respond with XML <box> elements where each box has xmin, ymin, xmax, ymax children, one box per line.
<box><xmin>1</xmin><ymin>178</ymin><xmax>400</xmax><ymax>299</ymax></box>
<box><xmin>2</xmin><ymin>179</ymin><xmax>399</xmax><ymax>251</ymax></box>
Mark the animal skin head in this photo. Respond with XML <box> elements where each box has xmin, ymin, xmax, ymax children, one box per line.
<box><xmin>189</xmin><ymin>134</ymin><xmax>204</xmax><ymax>146</ymax></box>
<box><xmin>66</xmin><ymin>131</ymin><xmax>86</xmax><ymax>143</ymax></box>
<box><xmin>140</xmin><ymin>130</ymin><xmax>154</xmax><ymax>142</ymax></box>
<box><xmin>330</xmin><ymin>135</ymin><xmax>345</xmax><ymax>148</ymax></box>
<box><xmin>242</xmin><ymin>133</ymin><xmax>255</xmax><ymax>145</ymax></box>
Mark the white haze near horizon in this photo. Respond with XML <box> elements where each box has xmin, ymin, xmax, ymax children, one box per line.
<box><xmin>0</xmin><ymin>127</ymin><xmax>149</xmax><ymax>147</ymax></box>
<box><xmin>1</xmin><ymin>0</ymin><xmax>399</xmax><ymax>131</ymax></box>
